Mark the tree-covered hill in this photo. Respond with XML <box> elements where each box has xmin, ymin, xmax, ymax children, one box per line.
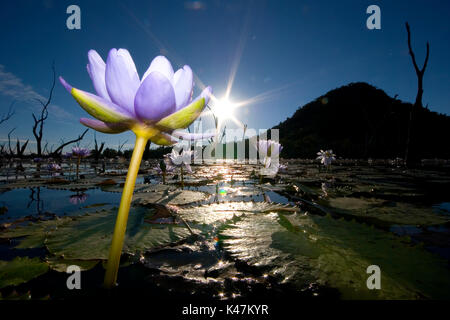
<box><xmin>274</xmin><ymin>82</ymin><xmax>450</xmax><ymax>160</ymax></box>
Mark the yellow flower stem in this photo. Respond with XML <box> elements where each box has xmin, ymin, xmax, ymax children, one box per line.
<box><xmin>104</xmin><ymin>134</ymin><xmax>148</xmax><ymax>288</ymax></box>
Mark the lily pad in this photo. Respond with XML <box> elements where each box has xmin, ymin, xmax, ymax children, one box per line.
<box><xmin>0</xmin><ymin>218</ymin><xmax>67</xmax><ymax>249</ymax></box>
<box><xmin>0</xmin><ymin>257</ymin><xmax>48</xmax><ymax>289</ymax></box>
<box><xmin>220</xmin><ymin>211</ymin><xmax>450</xmax><ymax>299</ymax></box>
<box><xmin>44</xmin><ymin>207</ymin><xmax>203</xmax><ymax>260</ymax></box>
<box><xmin>325</xmin><ymin>197</ymin><xmax>450</xmax><ymax>226</ymax></box>
<box><xmin>45</xmin><ymin>257</ymin><xmax>99</xmax><ymax>272</ymax></box>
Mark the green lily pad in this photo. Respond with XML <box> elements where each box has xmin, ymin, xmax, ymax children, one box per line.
<box><xmin>220</xmin><ymin>211</ymin><xmax>450</xmax><ymax>299</ymax></box>
<box><xmin>325</xmin><ymin>197</ymin><xmax>450</xmax><ymax>226</ymax></box>
<box><xmin>0</xmin><ymin>257</ymin><xmax>49</xmax><ymax>289</ymax></box>
<box><xmin>44</xmin><ymin>207</ymin><xmax>203</xmax><ymax>260</ymax></box>
<box><xmin>1</xmin><ymin>204</ymin><xmax>209</xmax><ymax>260</ymax></box>
<box><xmin>0</xmin><ymin>218</ymin><xmax>67</xmax><ymax>249</ymax></box>
<box><xmin>45</xmin><ymin>257</ymin><xmax>99</xmax><ymax>272</ymax></box>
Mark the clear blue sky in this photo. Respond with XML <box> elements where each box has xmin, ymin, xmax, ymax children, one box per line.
<box><xmin>0</xmin><ymin>0</ymin><xmax>449</xmax><ymax>152</ymax></box>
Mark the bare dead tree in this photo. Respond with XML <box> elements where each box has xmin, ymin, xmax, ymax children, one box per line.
<box><xmin>50</xmin><ymin>129</ymin><xmax>89</xmax><ymax>157</ymax></box>
<box><xmin>5</xmin><ymin>127</ymin><xmax>29</xmax><ymax>158</ymax></box>
<box><xmin>16</xmin><ymin>138</ymin><xmax>29</xmax><ymax>158</ymax></box>
<box><xmin>405</xmin><ymin>22</ymin><xmax>430</xmax><ymax>164</ymax></box>
<box><xmin>0</xmin><ymin>101</ymin><xmax>15</xmax><ymax>126</ymax></box>
<box><xmin>7</xmin><ymin>128</ymin><xmax>15</xmax><ymax>156</ymax></box>
<box><xmin>406</xmin><ymin>22</ymin><xmax>429</xmax><ymax>108</ymax></box>
<box><xmin>117</xmin><ymin>140</ymin><xmax>128</xmax><ymax>154</ymax></box>
<box><xmin>32</xmin><ymin>62</ymin><xmax>56</xmax><ymax>156</ymax></box>
<box><xmin>93</xmin><ymin>132</ymin><xmax>105</xmax><ymax>162</ymax></box>
<box><xmin>43</xmin><ymin>141</ymin><xmax>49</xmax><ymax>155</ymax></box>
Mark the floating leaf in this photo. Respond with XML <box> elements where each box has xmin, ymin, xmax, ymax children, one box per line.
<box><xmin>45</xmin><ymin>257</ymin><xmax>99</xmax><ymax>272</ymax></box>
<box><xmin>220</xmin><ymin>211</ymin><xmax>450</xmax><ymax>299</ymax></box>
<box><xmin>0</xmin><ymin>257</ymin><xmax>48</xmax><ymax>289</ymax></box>
<box><xmin>44</xmin><ymin>207</ymin><xmax>203</xmax><ymax>260</ymax></box>
<box><xmin>325</xmin><ymin>197</ymin><xmax>450</xmax><ymax>226</ymax></box>
<box><xmin>0</xmin><ymin>218</ymin><xmax>67</xmax><ymax>249</ymax></box>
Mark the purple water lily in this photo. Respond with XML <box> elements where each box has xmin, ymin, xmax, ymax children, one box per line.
<box><xmin>72</xmin><ymin>147</ymin><xmax>91</xmax><ymax>158</ymax></box>
<box><xmin>59</xmin><ymin>49</ymin><xmax>215</xmax><ymax>288</ymax></box>
<box><xmin>59</xmin><ymin>49</ymin><xmax>213</xmax><ymax>144</ymax></box>
<box><xmin>71</xmin><ymin>147</ymin><xmax>90</xmax><ymax>180</ymax></box>
<box><xmin>47</xmin><ymin>163</ymin><xmax>61</xmax><ymax>171</ymax></box>
<box><xmin>47</xmin><ymin>163</ymin><xmax>61</xmax><ymax>177</ymax></box>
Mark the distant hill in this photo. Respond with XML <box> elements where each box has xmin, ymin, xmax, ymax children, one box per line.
<box><xmin>273</xmin><ymin>82</ymin><xmax>450</xmax><ymax>160</ymax></box>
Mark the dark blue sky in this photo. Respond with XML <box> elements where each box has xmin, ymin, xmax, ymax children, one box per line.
<box><xmin>0</xmin><ymin>0</ymin><xmax>449</xmax><ymax>152</ymax></box>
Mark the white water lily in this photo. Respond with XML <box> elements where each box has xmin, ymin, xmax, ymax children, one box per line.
<box><xmin>256</xmin><ymin>139</ymin><xmax>285</xmax><ymax>176</ymax></box>
<box><xmin>257</xmin><ymin>139</ymin><xmax>283</xmax><ymax>168</ymax></box>
<box><xmin>168</xmin><ymin>149</ymin><xmax>195</xmax><ymax>173</ymax></box>
<box><xmin>317</xmin><ymin>149</ymin><xmax>336</xmax><ymax>166</ymax></box>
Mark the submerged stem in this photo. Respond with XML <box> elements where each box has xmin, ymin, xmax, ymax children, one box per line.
<box><xmin>180</xmin><ymin>165</ymin><xmax>184</xmax><ymax>188</ymax></box>
<box><xmin>76</xmin><ymin>157</ymin><xmax>80</xmax><ymax>180</ymax></box>
<box><xmin>104</xmin><ymin>134</ymin><xmax>148</xmax><ymax>288</ymax></box>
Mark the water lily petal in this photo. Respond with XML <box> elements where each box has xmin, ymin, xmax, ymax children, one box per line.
<box><xmin>172</xmin><ymin>65</ymin><xmax>193</xmax><ymax>110</ymax></box>
<box><xmin>192</xmin><ymin>86</ymin><xmax>212</xmax><ymax>106</ymax></box>
<box><xmin>184</xmin><ymin>163</ymin><xmax>192</xmax><ymax>174</ymax></box>
<box><xmin>105</xmin><ymin>48</ymin><xmax>140</xmax><ymax>116</ymax></box>
<box><xmin>59</xmin><ymin>77</ymin><xmax>73</xmax><ymax>92</ymax></box>
<box><xmin>269</xmin><ymin>141</ymin><xmax>282</xmax><ymax>156</ymax></box>
<box><xmin>141</xmin><ymin>55</ymin><xmax>174</xmax><ymax>83</ymax></box>
<box><xmin>80</xmin><ymin>118</ymin><xmax>129</xmax><ymax>134</ymax></box>
<box><xmin>149</xmin><ymin>132</ymin><xmax>177</xmax><ymax>146</ymax></box>
<box><xmin>60</xmin><ymin>77</ymin><xmax>134</xmax><ymax>123</ymax></box>
<box><xmin>86</xmin><ymin>50</ymin><xmax>111</xmax><ymax>101</ymax></box>
<box><xmin>264</xmin><ymin>156</ymin><xmax>272</xmax><ymax>168</ymax></box>
<box><xmin>155</xmin><ymin>96</ymin><xmax>205</xmax><ymax>132</ymax></box>
<box><xmin>134</xmin><ymin>71</ymin><xmax>176</xmax><ymax>122</ymax></box>
<box><xmin>258</xmin><ymin>140</ymin><xmax>268</xmax><ymax>156</ymax></box>
<box><xmin>169</xmin><ymin>149</ymin><xmax>182</xmax><ymax>165</ymax></box>
<box><xmin>181</xmin><ymin>150</ymin><xmax>192</xmax><ymax>164</ymax></box>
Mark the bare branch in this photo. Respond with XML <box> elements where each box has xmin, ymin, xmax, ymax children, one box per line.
<box><xmin>117</xmin><ymin>140</ymin><xmax>128</xmax><ymax>152</ymax></box>
<box><xmin>32</xmin><ymin>61</ymin><xmax>56</xmax><ymax>156</ymax></box>
<box><xmin>421</xmin><ymin>42</ymin><xmax>430</xmax><ymax>74</ymax></box>
<box><xmin>404</xmin><ymin>22</ymin><xmax>430</xmax><ymax>164</ymax></box>
<box><xmin>7</xmin><ymin>128</ymin><xmax>16</xmax><ymax>156</ymax></box>
<box><xmin>51</xmin><ymin>129</ymin><xmax>89</xmax><ymax>156</ymax></box>
<box><xmin>0</xmin><ymin>101</ymin><xmax>16</xmax><ymax>126</ymax></box>
<box><xmin>405</xmin><ymin>22</ymin><xmax>420</xmax><ymax>76</ymax></box>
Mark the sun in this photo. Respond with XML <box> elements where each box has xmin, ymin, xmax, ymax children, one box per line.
<box><xmin>212</xmin><ymin>98</ymin><xmax>236</xmax><ymax>121</ymax></box>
